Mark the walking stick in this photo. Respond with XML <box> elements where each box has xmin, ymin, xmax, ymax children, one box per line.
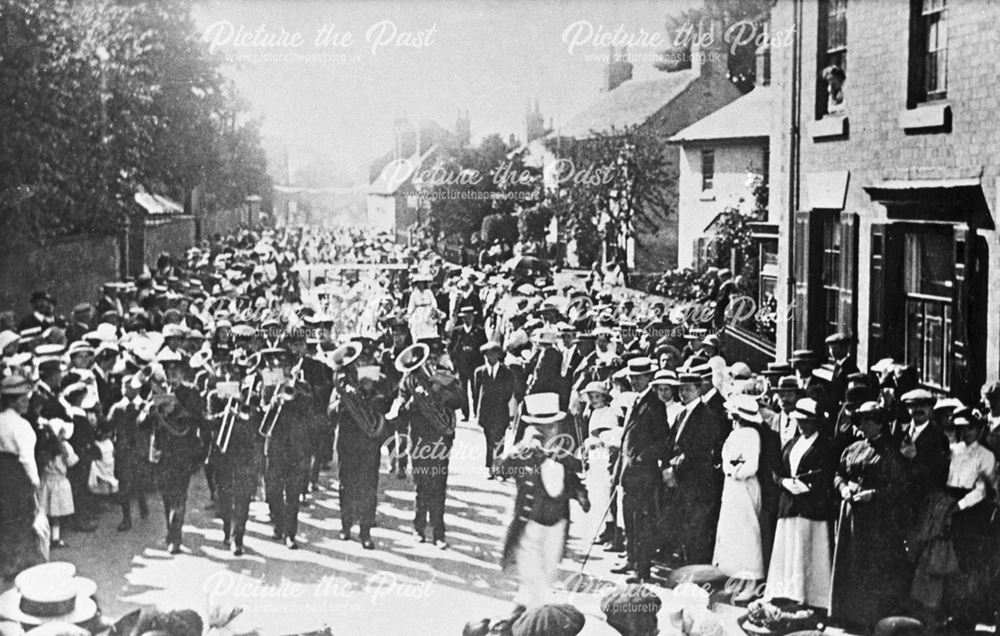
<box><xmin>577</xmin><ymin>484</ymin><xmax>618</xmax><ymax>574</ymax></box>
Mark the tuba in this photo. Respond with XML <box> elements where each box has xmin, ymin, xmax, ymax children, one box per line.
<box><xmin>392</xmin><ymin>343</ymin><xmax>456</xmax><ymax>436</ymax></box>
<box><xmin>337</xmin><ymin>382</ymin><xmax>387</xmax><ymax>439</ymax></box>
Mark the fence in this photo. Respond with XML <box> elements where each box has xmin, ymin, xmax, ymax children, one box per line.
<box><xmin>0</xmin><ymin>234</ymin><xmax>119</xmax><ymax>315</ymax></box>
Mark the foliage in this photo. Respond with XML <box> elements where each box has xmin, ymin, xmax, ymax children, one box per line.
<box><xmin>706</xmin><ymin>206</ymin><xmax>753</xmax><ymax>270</ymax></box>
<box><xmin>0</xmin><ymin>0</ymin><xmax>271</xmax><ymax>244</ymax></box>
<box><xmin>480</xmin><ymin>212</ymin><xmax>518</xmax><ymax>244</ymax></box>
<box><xmin>418</xmin><ymin>134</ymin><xmax>538</xmax><ymax>241</ymax></box>
<box><xmin>655</xmin><ymin>0</ymin><xmax>773</xmax><ymax>93</ymax></box>
<box><xmin>653</xmin><ymin>268</ymin><xmax>703</xmax><ymax>300</ymax></box>
<box><xmin>517</xmin><ymin>204</ymin><xmax>553</xmax><ymax>244</ymax></box>
<box><xmin>543</xmin><ymin>125</ymin><xmax>675</xmax><ymax>270</ymax></box>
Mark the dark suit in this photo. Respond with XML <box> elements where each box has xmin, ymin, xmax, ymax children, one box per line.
<box><xmin>663</xmin><ymin>400</ymin><xmax>724</xmax><ymax>564</ymax></box>
<box><xmin>17</xmin><ymin>313</ymin><xmax>61</xmax><ymax>333</ymax></box>
<box><xmin>615</xmin><ymin>388</ymin><xmax>669</xmax><ymax>578</ymax></box>
<box><xmin>901</xmin><ymin>422</ymin><xmax>950</xmax><ymax>525</ymax></box>
<box><xmin>755</xmin><ymin>423</ymin><xmax>784</xmax><ymax>566</ymax></box>
<box><xmin>449</xmin><ymin>324</ymin><xmax>487</xmax><ymax>418</ymax></box>
<box><xmin>829</xmin><ymin>356</ymin><xmax>859</xmax><ymax>414</ymax></box>
<box><xmin>473</xmin><ymin>363</ymin><xmax>515</xmax><ymax>470</ymax></box>
<box><xmin>526</xmin><ymin>346</ymin><xmax>562</xmax><ymax>396</ymax></box>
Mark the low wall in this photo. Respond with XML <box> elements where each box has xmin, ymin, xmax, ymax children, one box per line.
<box><xmin>0</xmin><ymin>235</ymin><xmax>119</xmax><ymax>317</ymax></box>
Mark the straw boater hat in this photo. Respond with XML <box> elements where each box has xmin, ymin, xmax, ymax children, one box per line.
<box><xmin>521</xmin><ymin>392</ymin><xmax>565</xmax><ymax>426</ymax></box>
<box><xmin>0</xmin><ymin>562</ymin><xmax>98</xmax><ymax>629</ymax></box>
<box><xmin>724</xmin><ymin>394</ymin><xmax>763</xmax><ymax>424</ymax></box>
<box><xmin>0</xmin><ymin>374</ymin><xmax>32</xmax><ymax>396</ymax></box>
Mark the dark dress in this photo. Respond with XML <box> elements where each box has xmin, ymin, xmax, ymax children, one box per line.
<box><xmin>830</xmin><ymin>436</ymin><xmax>912</xmax><ymax>629</ymax></box>
<box><xmin>0</xmin><ymin>451</ymin><xmax>46</xmax><ymax>580</ymax></box>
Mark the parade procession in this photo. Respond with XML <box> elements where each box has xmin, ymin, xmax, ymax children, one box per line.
<box><xmin>3</xmin><ymin>0</ymin><xmax>1000</xmax><ymax>635</ymax></box>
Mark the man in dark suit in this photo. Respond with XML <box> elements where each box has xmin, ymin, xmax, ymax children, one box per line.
<box><xmin>17</xmin><ymin>291</ymin><xmax>63</xmax><ymax>332</ymax></box>
<box><xmin>899</xmin><ymin>388</ymin><xmax>950</xmax><ymax>524</ymax></box>
<box><xmin>473</xmin><ymin>342</ymin><xmax>515</xmax><ymax>477</ymax></box>
<box><xmin>826</xmin><ymin>332</ymin><xmax>860</xmax><ymax>415</ymax></box>
<box><xmin>449</xmin><ymin>306</ymin><xmax>487</xmax><ymax>420</ymax></box>
<box><xmin>661</xmin><ymin>371</ymin><xmax>724</xmax><ymax>565</ymax></box>
<box><xmin>525</xmin><ymin>329</ymin><xmax>563</xmax><ymax>396</ymax></box>
<box><xmin>982</xmin><ymin>382</ymin><xmax>1000</xmax><ymax>459</ymax></box>
<box><xmin>611</xmin><ymin>358</ymin><xmax>668</xmax><ymax>583</ymax></box>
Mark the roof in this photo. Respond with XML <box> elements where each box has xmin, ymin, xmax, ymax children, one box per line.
<box><xmin>556</xmin><ymin>71</ymin><xmax>699</xmax><ymax>139</ymax></box>
<box><xmin>669</xmin><ymin>86</ymin><xmax>774</xmax><ymax>143</ymax></box>
<box><xmin>368</xmin><ymin>146</ymin><xmax>436</xmax><ymax>196</ymax></box>
<box><xmin>134</xmin><ymin>191</ymin><xmax>183</xmax><ymax>215</ymax></box>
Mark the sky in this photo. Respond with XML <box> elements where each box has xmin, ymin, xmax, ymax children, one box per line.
<box><xmin>191</xmin><ymin>0</ymin><xmax>699</xmax><ymax>185</ymax></box>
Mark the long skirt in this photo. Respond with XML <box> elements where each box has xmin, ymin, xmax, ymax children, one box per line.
<box><xmin>766</xmin><ymin>516</ymin><xmax>832</xmax><ymax>609</ymax></box>
<box><xmin>713</xmin><ymin>476</ymin><xmax>764</xmax><ymax>579</ymax></box>
<box><xmin>584</xmin><ymin>450</ymin><xmax>612</xmax><ymax>539</ymax></box>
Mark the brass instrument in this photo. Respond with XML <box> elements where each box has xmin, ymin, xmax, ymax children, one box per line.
<box><xmin>257</xmin><ymin>357</ymin><xmax>304</xmax><ymax>439</ymax></box>
<box><xmin>212</xmin><ymin>377</ymin><xmax>248</xmax><ymax>456</ymax></box>
<box><xmin>337</xmin><ymin>382</ymin><xmax>387</xmax><ymax>439</ymax></box>
<box><xmin>392</xmin><ymin>343</ymin><xmax>456</xmax><ymax>436</ymax></box>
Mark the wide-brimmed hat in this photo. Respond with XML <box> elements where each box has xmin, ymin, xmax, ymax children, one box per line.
<box><xmin>327</xmin><ymin>341</ymin><xmax>363</xmax><ymax>369</ymax></box>
<box><xmin>0</xmin><ymin>562</ymin><xmax>97</xmax><ymax>628</ymax></box>
<box><xmin>824</xmin><ymin>331</ymin><xmax>855</xmax><ymax>345</ymax></box>
<box><xmin>522</xmin><ymin>392</ymin><xmax>565</xmax><ymax>425</ymax></box>
<box><xmin>951</xmin><ymin>406</ymin><xmax>984</xmax><ymax>428</ymax></box>
<box><xmin>0</xmin><ymin>374</ymin><xmax>32</xmax><ymax>396</ymax></box>
<box><xmin>725</xmin><ymin>394</ymin><xmax>763</xmax><ymax>424</ymax></box>
<box><xmin>581</xmin><ymin>380</ymin><xmax>611</xmax><ymax>396</ymax></box>
<box><xmin>480</xmin><ymin>341</ymin><xmax>503</xmax><ymax>355</ymax></box>
<box><xmin>851</xmin><ymin>400</ymin><xmax>886</xmax><ymax>424</ymax></box>
<box><xmin>727</xmin><ymin>362</ymin><xmax>752</xmax><ymax>380</ymax></box>
<box><xmin>790</xmin><ymin>397</ymin><xmax>820</xmax><ymax>420</ymax></box>
<box><xmin>775</xmin><ymin>375</ymin><xmax>801</xmax><ymax>392</ymax></box>
<box><xmin>901</xmin><ymin>388</ymin><xmax>935</xmax><ymax>405</ymax></box>
<box><xmin>649</xmin><ymin>370</ymin><xmax>679</xmax><ymax>387</ymax></box>
<box><xmin>626</xmin><ymin>357</ymin><xmax>656</xmax><ymax>376</ymax></box>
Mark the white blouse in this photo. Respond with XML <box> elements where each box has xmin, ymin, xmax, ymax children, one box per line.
<box><xmin>788</xmin><ymin>432</ymin><xmax>818</xmax><ymax>476</ymax></box>
<box><xmin>0</xmin><ymin>408</ymin><xmax>39</xmax><ymax>487</ymax></box>
<box><xmin>947</xmin><ymin>441</ymin><xmax>997</xmax><ymax>510</ymax></box>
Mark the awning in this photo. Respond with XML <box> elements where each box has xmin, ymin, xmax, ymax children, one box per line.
<box><xmin>863</xmin><ymin>177</ymin><xmax>991</xmax><ymax>228</ymax></box>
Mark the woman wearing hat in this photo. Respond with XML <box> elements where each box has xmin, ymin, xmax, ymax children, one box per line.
<box><xmin>765</xmin><ymin>397</ymin><xmax>837</xmax><ymax>611</ymax></box>
<box><xmin>580</xmin><ymin>381</ymin><xmax>620</xmax><ymax>543</ymax></box>
<box><xmin>712</xmin><ymin>395</ymin><xmax>766</xmax><ymax>596</ymax></box>
<box><xmin>0</xmin><ymin>374</ymin><xmax>48</xmax><ymax>580</ymax></box>
<box><xmin>830</xmin><ymin>402</ymin><xmax>912</xmax><ymax>630</ymax></box>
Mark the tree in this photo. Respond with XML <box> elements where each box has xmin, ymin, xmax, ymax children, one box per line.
<box><xmin>0</xmin><ymin>0</ymin><xmax>271</xmax><ymax>245</ymax></box>
<box><xmin>480</xmin><ymin>211</ymin><xmax>518</xmax><ymax>244</ymax></box>
<box><xmin>655</xmin><ymin>0</ymin><xmax>773</xmax><ymax>93</ymax></box>
<box><xmin>543</xmin><ymin>125</ymin><xmax>675</xmax><ymax>270</ymax></box>
<box><xmin>418</xmin><ymin>134</ymin><xmax>534</xmax><ymax>242</ymax></box>
<box><xmin>517</xmin><ymin>203</ymin><xmax>553</xmax><ymax>244</ymax></box>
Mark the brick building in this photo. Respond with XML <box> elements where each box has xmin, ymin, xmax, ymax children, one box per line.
<box><xmin>770</xmin><ymin>0</ymin><xmax>1000</xmax><ymax>400</ymax></box>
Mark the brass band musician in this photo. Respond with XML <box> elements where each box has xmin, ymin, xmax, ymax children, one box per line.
<box><xmin>260</xmin><ymin>338</ymin><xmax>316</xmax><ymax>550</ymax></box>
<box><xmin>144</xmin><ymin>351</ymin><xmax>204</xmax><ymax>555</ymax></box>
<box><xmin>326</xmin><ymin>342</ymin><xmax>392</xmax><ymax>550</ymax></box>
<box><xmin>206</xmin><ymin>350</ymin><xmax>263</xmax><ymax>556</ymax></box>
<box><xmin>390</xmin><ymin>343</ymin><xmax>463</xmax><ymax>547</ymax></box>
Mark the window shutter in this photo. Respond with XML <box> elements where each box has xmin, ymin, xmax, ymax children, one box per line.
<box><xmin>951</xmin><ymin>225</ymin><xmax>987</xmax><ymax>401</ymax></box>
<box><xmin>838</xmin><ymin>212</ymin><xmax>859</xmax><ymax>336</ymax></box>
<box><xmin>868</xmin><ymin>223</ymin><xmax>904</xmax><ymax>362</ymax></box>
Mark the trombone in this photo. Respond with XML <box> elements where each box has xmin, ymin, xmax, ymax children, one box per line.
<box><xmin>257</xmin><ymin>357</ymin><xmax>304</xmax><ymax>439</ymax></box>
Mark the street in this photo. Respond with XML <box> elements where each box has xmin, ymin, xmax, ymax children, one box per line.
<box><xmin>46</xmin><ymin>418</ymin><xmax>721</xmax><ymax>635</ymax></box>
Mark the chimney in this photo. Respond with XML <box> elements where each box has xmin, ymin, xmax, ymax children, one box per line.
<box><xmin>691</xmin><ymin>18</ymin><xmax>726</xmax><ymax>77</ymax></box>
<box><xmin>604</xmin><ymin>46</ymin><xmax>633</xmax><ymax>92</ymax></box>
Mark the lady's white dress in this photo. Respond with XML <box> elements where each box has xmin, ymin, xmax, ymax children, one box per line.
<box><xmin>713</xmin><ymin>425</ymin><xmax>764</xmax><ymax>579</ymax></box>
<box><xmin>765</xmin><ymin>433</ymin><xmax>832</xmax><ymax>609</ymax></box>
<box><xmin>582</xmin><ymin>406</ymin><xmax>620</xmax><ymax>539</ymax></box>
<box><xmin>407</xmin><ymin>288</ymin><xmax>440</xmax><ymax>341</ymax></box>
